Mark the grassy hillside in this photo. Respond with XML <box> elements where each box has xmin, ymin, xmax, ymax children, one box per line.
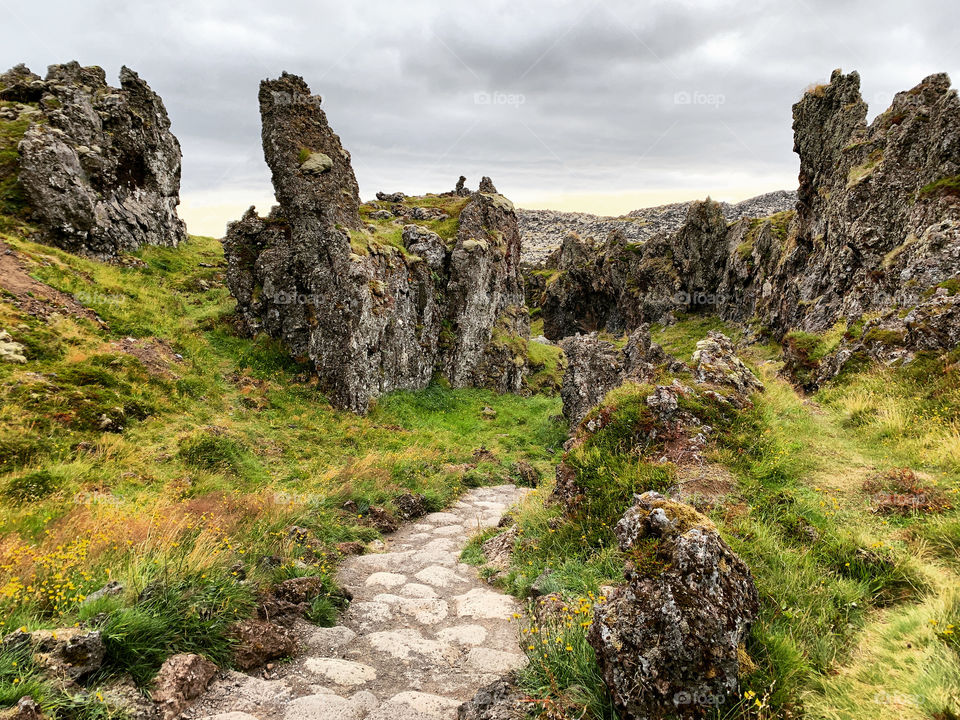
<box><xmin>467</xmin><ymin>316</ymin><xmax>960</xmax><ymax>720</ymax></box>
<box><xmin>0</xmin><ymin>221</ymin><xmax>565</xmax><ymax>716</ymax></box>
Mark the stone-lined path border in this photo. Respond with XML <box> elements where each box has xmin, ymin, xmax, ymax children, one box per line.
<box><xmin>187</xmin><ymin>485</ymin><xmax>528</xmax><ymax>720</ymax></box>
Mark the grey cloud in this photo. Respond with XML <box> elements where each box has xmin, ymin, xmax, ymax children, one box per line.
<box><xmin>3</xmin><ymin>0</ymin><xmax>960</xmax><ymax>231</ymax></box>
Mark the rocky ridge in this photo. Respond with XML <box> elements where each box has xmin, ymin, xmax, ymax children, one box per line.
<box><xmin>0</xmin><ymin>62</ymin><xmax>186</xmax><ymax>258</ymax></box>
<box><xmin>527</xmin><ymin>71</ymin><xmax>960</xmax><ymax>379</ymax></box>
<box><xmin>223</xmin><ymin>73</ymin><xmax>529</xmax><ymax>413</ymax></box>
<box><xmin>517</xmin><ymin>190</ymin><xmax>796</xmax><ymax>266</ymax></box>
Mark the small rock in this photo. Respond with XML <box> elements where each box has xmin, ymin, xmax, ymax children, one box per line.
<box><xmin>151</xmin><ymin>653</ymin><xmax>217</xmax><ymax>720</ymax></box>
<box><xmin>458</xmin><ymin>677</ymin><xmax>526</xmax><ymax>720</ymax></box>
<box><xmin>2</xmin><ymin>628</ymin><xmax>105</xmax><ymax>682</ymax></box>
<box><xmin>336</xmin><ymin>541</ymin><xmax>366</xmax><ymax>556</ymax></box>
<box><xmin>0</xmin><ymin>331</ymin><xmax>27</xmax><ymax>364</ymax></box>
<box><xmin>0</xmin><ymin>696</ymin><xmax>44</xmax><ymax>720</ymax></box>
<box><xmin>273</xmin><ymin>576</ymin><xmax>326</xmax><ymax>604</ymax></box>
<box><xmin>480</xmin><ymin>528</ymin><xmax>517</xmax><ymax>570</ymax></box>
<box><xmin>393</xmin><ymin>492</ymin><xmax>429</xmax><ymax>521</ymax></box>
<box><xmin>367</xmin><ymin>506</ymin><xmax>398</xmax><ymax>533</ymax></box>
<box><xmin>82</xmin><ymin>580</ymin><xmax>123</xmax><ymax>605</ymax></box>
<box><xmin>512</xmin><ymin>460</ymin><xmax>540</xmax><ymax>487</ymax></box>
<box><xmin>228</xmin><ymin>619</ymin><xmax>297</xmax><ymax>671</ymax></box>
<box><xmin>300</xmin><ymin>152</ymin><xmax>333</xmax><ymax>175</ymax></box>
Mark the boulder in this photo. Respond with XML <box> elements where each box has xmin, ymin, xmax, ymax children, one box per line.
<box><xmin>1</xmin><ymin>62</ymin><xmax>185</xmax><ymax>258</ymax></box>
<box><xmin>691</xmin><ymin>332</ymin><xmax>763</xmax><ymax>404</ymax></box>
<box><xmin>227</xmin><ymin>619</ymin><xmax>297</xmax><ymax>671</ymax></box>
<box><xmin>2</xmin><ymin>627</ymin><xmax>105</xmax><ymax>682</ymax></box>
<box><xmin>588</xmin><ymin>492</ymin><xmax>759</xmax><ymax>720</ymax></box>
<box><xmin>151</xmin><ymin>653</ymin><xmax>217</xmax><ymax>720</ymax></box>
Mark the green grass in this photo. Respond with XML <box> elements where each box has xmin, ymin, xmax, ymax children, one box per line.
<box><xmin>650</xmin><ymin>313</ymin><xmax>744</xmax><ymax>360</ymax></box>
<box><xmin>919</xmin><ymin>174</ymin><xmax>960</xmax><ymax>199</ymax></box>
<box><xmin>525</xmin><ymin>339</ymin><xmax>566</xmax><ymax>395</ymax></box>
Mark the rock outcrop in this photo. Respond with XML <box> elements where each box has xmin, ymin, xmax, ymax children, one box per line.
<box><xmin>0</xmin><ymin>62</ymin><xmax>186</xmax><ymax>257</ymax></box>
<box><xmin>588</xmin><ymin>492</ymin><xmax>759</xmax><ymax>720</ymax></box>
<box><xmin>559</xmin><ymin>326</ymin><xmax>668</xmax><ymax>427</ymax></box>
<box><xmin>528</xmin><ymin>70</ymin><xmax>960</xmax><ymax>373</ymax></box>
<box><xmin>223</xmin><ymin>73</ymin><xmax>528</xmax><ymax>412</ymax></box>
<box><xmin>554</xmin><ymin>332</ymin><xmax>762</xmax><ymax>508</ymax></box>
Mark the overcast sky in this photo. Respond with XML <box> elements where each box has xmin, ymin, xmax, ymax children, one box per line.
<box><xmin>3</xmin><ymin>0</ymin><xmax>959</xmax><ymax>236</ymax></box>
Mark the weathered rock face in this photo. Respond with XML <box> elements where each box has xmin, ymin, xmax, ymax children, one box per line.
<box><xmin>530</xmin><ymin>70</ymin><xmax>960</xmax><ymax>369</ymax></box>
<box><xmin>0</xmin><ymin>61</ymin><xmax>186</xmax><ymax>257</ymax></box>
<box><xmin>534</xmin><ymin>200</ymin><xmax>730</xmax><ymax>341</ymax></box>
<box><xmin>559</xmin><ymin>326</ymin><xmax>668</xmax><ymax>427</ymax></box>
<box><xmin>223</xmin><ymin>73</ymin><xmax>528</xmax><ymax>412</ymax></box>
<box><xmin>762</xmin><ymin>69</ymin><xmax>960</xmax><ymax>336</ymax></box>
<box><xmin>589</xmin><ymin>492</ymin><xmax>759</xmax><ymax>720</ymax></box>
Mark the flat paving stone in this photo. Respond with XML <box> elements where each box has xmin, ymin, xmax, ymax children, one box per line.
<box><xmin>302</xmin><ymin>658</ymin><xmax>377</xmax><ymax>687</ymax></box>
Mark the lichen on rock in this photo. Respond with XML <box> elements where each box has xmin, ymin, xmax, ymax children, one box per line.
<box><xmin>589</xmin><ymin>492</ymin><xmax>759</xmax><ymax>720</ymax></box>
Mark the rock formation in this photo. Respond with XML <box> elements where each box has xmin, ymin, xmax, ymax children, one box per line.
<box><xmin>223</xmin><ymin>73</ymin><xmax>528</xmax><ymax>412</ymax></box>
<box><xmin>0</xmin><ymin>62</ymin><xmax>186</xmax><ymax>257</ymax></box>
<box><xmin>589</xmin><ymin>492</ymin><xmax>759</xmax><ymax>720</ymax></box>
<box><xmin>549</xmin><ymin>333</ymin><xmax>763</xmax><ymax>718</ymax></box>
<box><xmin>559</xmin><ymin>326</ymin><xmax>669</xmax><ymax>427</ymax></box>
<box><xmin>554</xmin><ymin>332</ymin><xmax>762</xmax><ymax>506</ymax></box>
<box><xmin>528</xmin><ymin>70</ymin><xmax>960</xmax><ymax>376</ymax></box>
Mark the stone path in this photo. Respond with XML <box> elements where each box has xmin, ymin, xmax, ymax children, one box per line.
<box><xmin>188</xmin><ymin>485</ymin><xmax>528</xmax><ymax>720</ymax></box>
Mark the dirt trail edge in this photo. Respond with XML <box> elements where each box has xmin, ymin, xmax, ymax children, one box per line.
<box><xmin>188</xmin><ymin>484</ymin><xmax>529</xmax><ymax>720</ymax></box>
